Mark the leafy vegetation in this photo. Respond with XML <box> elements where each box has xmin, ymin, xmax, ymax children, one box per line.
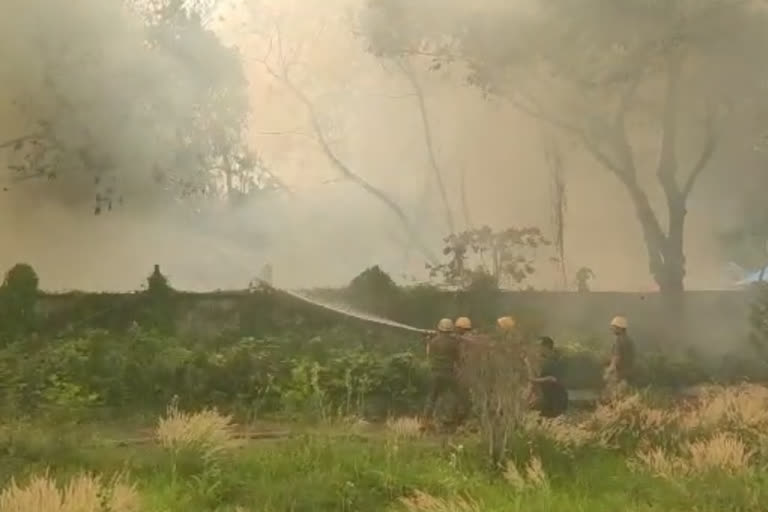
<box><xmin>0</xmin><ymin>263</ymin><xmax>765</xmax><ymax>509</ymax></box>
<box><xmin>0</xmin><ymin>0</ymin><xmax>279</xmax><ymax>210</ymax></box>
<box><xmin>361</xmin><ymin>0</ymin><xmax>768</xmax><ymax>300</ymax></box>
<box><xmin>428</xmin><ymin>226</ymin><xmax>551</xmax><ymax>290</ymax></box>
<box><xmin>0</xmin><ymin>264</ymin><xmax>40</xmax><ymax>340</ymax></box>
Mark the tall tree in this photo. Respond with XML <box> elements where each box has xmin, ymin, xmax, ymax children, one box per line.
<box><xmin>544</xmin><ymin>134</ymin><xmax>568</xmax><ymax>288</ymax></box>
<box><xmin>0</xmin><ymin>0</ymin><xmax>273</xmax><ymax>211</ymax></box>
<box><xmin>361</xmin><ymin>0</ymin><xmax>768</xmax><ymax>304</ymax></box>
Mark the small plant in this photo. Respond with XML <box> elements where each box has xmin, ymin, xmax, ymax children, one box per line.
<box><xmin>156</xmin><ymin>398</ymin><xmax>236</xmax><ymax>464</ymax></box>
<box><xmin>586</xmin><ymin>393</ymin><xmax>680</xmax><ymax>449</ymax></box>
<box><xmin>685</xmin><ymin>384</ymin><xmax>768</xmax><ymax>432</ymax></box>
<box><xmin>503</xmin><ymin>456</ymin><xmax>550</xmax><ymax>491</ymax></box>
<box><xmin>460</xmin><ymin>334</ymin><xmax>532</xmax><ymax>468</ymax></box>
<box><xmin>686</xmin><ymin>433</ymin><xmax>754</xmax><ymax>475</ymax></box>
<box><xmin>386</xmin><ymin>416</ymin><xmax>423</xmax><ymax>440</ymax></box>
<box><xmin>146</xmin><ymin>264</ymin><xmax>172</xmax><ymax>295</ymax></box>
<box><xmin>0</xmin><ymin>263</ymin><xmax>40</xmax><ymax>338</ymax></box>
<box><xmin>632</xmin><ymin>433</ymin><xmax>754</xmax><ymax>478</ymax></box>
<box><xmin>0</xmin><ymin>471</ymin><xmax>140</xmax><ymax>512</ymax></box>
<box><xmin>398</xmin><ymin>491</ymin><xmax>480</xmax><ymax>512</ymax></box>
<box><xmin>428</xmin><ymin>225</ymin><xmax>551</xmax><ymax>289</ymax></box>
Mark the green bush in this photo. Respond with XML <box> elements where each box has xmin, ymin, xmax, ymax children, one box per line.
<box><xmin>0</xmin><ymin>328</ymin><xmax>430</xmax><ymax>421</ymax></box>
<box><xmin>0</xmin><ymin>324</ymin><xmax>765</xmax><ymax>422</ymax></box>
<box><xmin>0</xmin><ymin>263</ymin><xmax>40</xmax><ymax>340</ymax></box>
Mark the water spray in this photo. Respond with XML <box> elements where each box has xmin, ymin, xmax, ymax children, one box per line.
<box><xmin>253</xmin><ymin>279</ymin><xmax>433</xmax><ymax>335</ymax></box>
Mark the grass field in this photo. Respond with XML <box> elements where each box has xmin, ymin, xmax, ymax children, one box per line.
<box><xmin>1</xmin><ymin>385</ymin><xmax>767</xmax><ymax>511</ymax></box>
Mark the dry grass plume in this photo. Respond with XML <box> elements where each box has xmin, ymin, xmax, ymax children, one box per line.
<box><xmin>0</xmin><ymin>471</ymin><xmax>140</xmax><ymax>512</ymax></box>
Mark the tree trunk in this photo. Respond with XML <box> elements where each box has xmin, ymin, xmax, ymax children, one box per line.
<box><xmin>624</xmin><ymin>182</ymin><xmax>686</xmax><ymax>312</ymax></box>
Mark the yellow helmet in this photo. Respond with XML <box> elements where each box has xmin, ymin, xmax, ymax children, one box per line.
<box><xmin>610</xmin><ymin>316</ymin><xmax>628</xmax><ymax>329</ymax></box>
<box><xmin>455</xmin><ymin>317</ymin><xmax>472</xmax><ymax>330</ymax></box>
<box><xmin>437</xmin><ymin>318</ymin><xmax>454</xmax><ymax>332</ymax></box>
<box><xmin>497</xmin><ymin>316</ymin><xmax>516</xmax><ymax>331</ymax></box>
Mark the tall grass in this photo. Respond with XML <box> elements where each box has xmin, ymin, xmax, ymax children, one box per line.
<box><xmin>1</xmin><ymin>385</ymin><xmax>768</xmax><ymax>511</ymax></box>
<box><xmin>0</xmin><ymin>472</ymin><xmax>140</xmax><ymax>512</ymax></box>
<box><xmin>155</xmin><ymin>400</ymin><xmax>236</xmax><ymax>463</ymax></box>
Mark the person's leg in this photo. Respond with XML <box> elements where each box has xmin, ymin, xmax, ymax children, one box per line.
<box><xmin>451</xmin><ymin>377</ymin><xmax>472</xmax><ymax>426</ymax></box>
<box><xmin>423</xmin><ymin>374</ymin><xmax>441</xmax><ymax>421</ymax></box>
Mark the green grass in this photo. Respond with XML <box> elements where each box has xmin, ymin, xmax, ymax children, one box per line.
<box><xmin>1</xmin><ymin>420</ymin><xmax>766</xmax><ymax>512</ymax></box>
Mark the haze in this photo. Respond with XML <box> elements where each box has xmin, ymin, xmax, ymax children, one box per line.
<box><xmin>0</xmin><ymin>0</ymin><xmax>763</xmax><ymax>292</ymax></box>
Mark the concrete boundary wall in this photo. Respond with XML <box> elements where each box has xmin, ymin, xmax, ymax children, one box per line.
<box><xmin>33</xmin><ymin>289</ymin><xmax>756</xmax><ymax>351</ymax></box>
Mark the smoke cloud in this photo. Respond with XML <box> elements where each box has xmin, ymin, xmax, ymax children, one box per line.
<box><xmin>0</xmin><ymin>0</ymin><xmax>763</xmax><ymax>292</ymax></box>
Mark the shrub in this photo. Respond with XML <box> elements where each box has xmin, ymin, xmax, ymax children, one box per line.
<box><xmin>156</xmin><ymin>400</ymin><xmax>236</xmax><ymax>465</ymax></box>
<box><xmin>0</xmin><ymin>263</ymin><xmax>40</xmax><ymax>339</ymax></box>
<box><xmin>0</xmin><ymin>471</ymin><xmax>140</xmax><ymax>512</ymax></box>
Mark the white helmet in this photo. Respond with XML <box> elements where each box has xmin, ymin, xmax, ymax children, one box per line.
<box><xmin>437</xmin><ymin>318</ymin><xmax>454</xmax><ymax>332</ymax></box>
<box><xmin>610</xmin><ymin>316</ymin><xmax>628</xmax><ymax>329</ymax></box>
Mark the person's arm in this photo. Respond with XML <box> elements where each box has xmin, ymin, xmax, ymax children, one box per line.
<box><xmin>530</xmin><ymin>357</ymin><xmax>559</xmax><ymax>384</ymax></box>
<box><xmin>422</xmin><ymin>332</ymin><xmax>434</xmax><ymax>357</ymax></box>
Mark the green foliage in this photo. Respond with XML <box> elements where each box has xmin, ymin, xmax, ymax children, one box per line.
<box><xmin>361</xmin><ymin>0</ymin><xmax>768</xmax><ymax>295</ymax></box>
<box><xmin>749</xmin><ymin>283</ymin><xmax>768</xmax><ymax>360</ymax></box>
<box><xmin>0</xmin><ymin>0</ymin><xmax>275</xmax><ymax>208</ymax></box>
<box><xmin>346</xmin><ymin>266</ymin><xmax>402</xmax><ymax>318</ymax></box>
<box><xmin>4</xmin><ymin>423</ymin><xmax>768</xmax><ymax>512</ymax></box>
<box><xmin>575</xmin><ymin>267</ymin><xmax>595</xmax><ymax>292</ymax></box>
<box><xmin>0</xmin><ymin>325</ymin><xmax>763</xmax><ymax>424</ymax></box>
<box><xmin>429</xmin><ymin>226</ymin><xmax>551</xmax><ymax>290</ymax></box>
<box><xmin>0</xmin><ymin>328</ymin><xmax>430</xmax><ymax>421</ymax></box>
<box><xmin>0</xmin><ymin>263</ymin><xmax>40</xmax><ymax>339</ymax></box>
<box><xmin>138</xmin><ymin>265</ymin><xmax>176</xmax><ymax>334</ymax></box>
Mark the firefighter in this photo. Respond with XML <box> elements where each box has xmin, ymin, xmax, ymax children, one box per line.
<box><xmin>604</xmin><ymin>315</ymin><xmax>636</xmax><ymax>396</ymax></box>
<box><xmin>423</xmin><ymin>318</ymin><xmax>468</xmax><ymax>427</ymax></box>
<box><xmin>529</xmin><ymin>336</ymin><xmax>568</xmax><ymax>418</ymax></box>
<box><xmin>454</xmin><ymin>316</ymin><xmax>472</xmax><ymax>336</ymax></box>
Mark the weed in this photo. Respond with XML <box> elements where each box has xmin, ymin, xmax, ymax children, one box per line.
<box><xmin>0</xmin><ymin>471</ymin><xmax>140</xmax><ymax>512</ymax></box>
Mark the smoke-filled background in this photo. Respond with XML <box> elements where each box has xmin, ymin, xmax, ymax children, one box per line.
<box><xmin>1</xmin><ymin>0</ymin><xmax>767</xmax><ymax>291</ymax></box>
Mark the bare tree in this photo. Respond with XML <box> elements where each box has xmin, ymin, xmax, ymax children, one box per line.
<box><xmin>249</xmin><ymin>21</ymin><xmax>438</xmax><ymax>264</ymax></box>
<box><xmin>362</xmin><ymin>0</ymin><xmax>768</xmax><ymax>311</ymax></box>
<box><xmin>395</xmin><ymin>58</ymin><xmax>455</xmax><ymax>235</ymax></box>
<box><xmin>544</xmin><ymin>134</ymin><xmax>567</xmax><ymax>289</ymax></box>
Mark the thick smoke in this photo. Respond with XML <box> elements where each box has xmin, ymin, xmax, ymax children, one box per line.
<box><xmin>0</xmin><ymin>0</ymin><xmax>762</xmax><ymax>292</ymax></box>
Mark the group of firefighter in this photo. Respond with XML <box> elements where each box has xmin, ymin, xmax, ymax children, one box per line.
<box><xmin>421</xmin><ymin>314</ymin><xmax>635</xmax><ymax>427</ymax></box>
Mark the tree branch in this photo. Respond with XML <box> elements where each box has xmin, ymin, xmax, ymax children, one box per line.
<box><xmin>682</xmin><ymin>106</ymin><xmax>718</xmax><ymax>197</ymax></box>
<box><xmin>0</xmin><ymin>133</ymin><xmax>42</xmax><ymax>150</ymax></box>
<box><xmin>508</xmin><ymin>92</ymin><xmax>629</xmax><ymax>181</ymax></box>
<box><xmin>655</xmin><ymin>51</ymin><xmax>684</xmax><ymax>200</ymax></box>
<box><xmin>253</xmin><ymin>33</ymin><xmax>439</xmax><ymax>264</ymax></box>
<box><xmin>611</xmin><ymin>71</ymin><xmax>644</xmax><ymax>175</ymax></box>
<box><xmin>511</xmin><ymin>84</ymin><xmax>670</xmax><ymax>280</ymax></box>
<box><xmin>397</xmin><ymin>57</ymin><xmax>455</xmax><ymax>234</ymax></box>
<box><xmin>458</xmin><ymin>164</ymin><xmax>473</xmax><ymax>230</ymax></box>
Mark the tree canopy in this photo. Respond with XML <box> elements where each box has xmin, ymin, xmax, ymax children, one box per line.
<box><xmin>0</xmin><ymin>0</ymin><xmax>271</xmax><ymax>211</ymax></box>
<box><xmin>361</xmin><ymin>0</ymin><xmax>768</xmax><ymax>296</ymax></box>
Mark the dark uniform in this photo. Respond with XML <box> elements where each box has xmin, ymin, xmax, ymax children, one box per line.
<box><xmin>424</xmin><ymin>332</ymin><xmax>469</xmax><ymax>424</ymax></box>
<box><xmin>533</xmin><ymin>350</ymin><xmax>569</xmax><ymax>418</ymax></box>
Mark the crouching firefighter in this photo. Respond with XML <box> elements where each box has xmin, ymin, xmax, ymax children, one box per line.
<box><xmin>528</xmin><ymin>336</ymin><xmax>568</xmax><ymax>418</ymax></box>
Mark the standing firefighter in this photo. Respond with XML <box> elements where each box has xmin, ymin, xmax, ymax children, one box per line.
<box><xmin>423</xmin><ymin>318</ymin><xmax>469</xmax><ymax>427</ymax></box>
<box><xmin>529</xmin><ymin>336</ymin><xmax>568</xmax><ymax>418</ymax></box>
<box><xmin>454</xmin><ymin>316</ymin><xmax>473</xmax><ymax>336</ymax></box>
<box><xmin>604</xmin><ymin>315</ymin><xmax>636</xmax><ymax>396</ymax></box>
